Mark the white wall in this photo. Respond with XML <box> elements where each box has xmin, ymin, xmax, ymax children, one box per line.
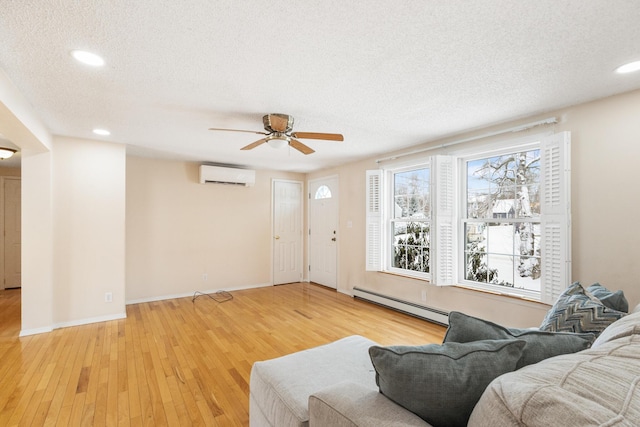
<box><xmin>308</xmin><ymin>89</ymin><xmax>640</xmax><ymax>328</ymax></box>
<box><xmin>51</xmin><ymin>136</ymin><xmax>126</xmax><ymax>326</ymax></box>
<box><xmin>125</xmin><ymin>157</ymin><xmax>305</xmax><ymax>302</ymax></box>
<box><xmin>21</xmin><ymin>150</ymin><xmax>54</xmax><ymax>334</ymax></box>
<box><xmin>17</xmin><ymin>136</ymin><xmax>127</xmax><ymax>334</ymax></box>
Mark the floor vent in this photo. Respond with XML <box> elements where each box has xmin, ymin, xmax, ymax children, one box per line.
<box><xmin>353</xmin><ymin>287</ymin><xmax>449</xmax><ymax>326</ymax></box>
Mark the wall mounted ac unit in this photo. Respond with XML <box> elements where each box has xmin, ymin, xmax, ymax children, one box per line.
<box><xmin>199</xmin><ymin>165</ymin><xmax>256</xmax><ymax>187</ymax></box>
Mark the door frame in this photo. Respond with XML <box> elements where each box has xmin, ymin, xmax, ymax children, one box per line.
<box><xmin>271</xmin><ymin>179</ymin><xmax>304</xmax><ymax>285</ymax></box>
<box><xmin>307</xmin><ymin>175</ymin><xmax>339</xmax><ymax>289</ymax></box>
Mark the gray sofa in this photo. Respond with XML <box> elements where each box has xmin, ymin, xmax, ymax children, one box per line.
<box><xmin>250</xmin><ymin>305</ymin><xmax>640</xmax><ymax>426</ymax></box>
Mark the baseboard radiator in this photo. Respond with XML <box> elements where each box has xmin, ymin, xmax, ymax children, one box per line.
<box><xmin>353</xmin><ymin>287</ymin><xmax>449</xmax><ymax>326</ymax></box>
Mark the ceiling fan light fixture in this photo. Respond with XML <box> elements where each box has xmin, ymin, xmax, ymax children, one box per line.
<box><xmin>267</xmin><ymin>135</ymin><xmax>289</xmax><ymax>149</ymax></box>
<box><xmin>208</xmin><ymin>113</ymin><xmax>343</xmax><ymax>155</ymax></box>
<box><xmin>0</xmin><ymin>147</ymin><xmax>17</xmax><ymax>160</ymax></box>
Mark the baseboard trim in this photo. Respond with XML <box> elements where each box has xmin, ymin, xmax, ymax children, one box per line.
<box><xmin>54</xmin><ymin>312</ymin><xmax>127</xmax><ymax>330</ymax></box>
<box><xmin>19</xmin><ymin>326</ymin><xmax>54</xmax><ymax>337</ymax></box>
<box><xmin>20</xmin><ymin>312</ymin><xmax>128</xmax><ymax>336</ymax></box>
<box><xmin>125</xmin><ymin>282</ymin><xmax>273</xmax><ymax>305</ymax></box>
<box><xmin>353</xmin><ymin>287</ymin><xmax>449</xmax><ymax>326</ymax></box>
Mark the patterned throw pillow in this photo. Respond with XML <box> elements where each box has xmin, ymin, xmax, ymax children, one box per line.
<box><xmin>587</xmin><ymin>282</ymin><xmax>629</xmax><ymax>313</ymax></box>
<box><xmin>539</xmin><ymin>282</ymin><xmax>626</xmax><ymax>335</ymax></box>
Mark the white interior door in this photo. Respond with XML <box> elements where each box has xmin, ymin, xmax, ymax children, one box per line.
<box><xmin>309</xmin><ymin>176</ymin><xmax>338</xmax><ymax>289</ymax></box>
<box><xmin>273</xmin><ymin>180</ymin><xmax>303</xmax><ymax>285</ymax></box>
<box><xmin>3</xmin><ymin>177</ymin><xmax>21</xmax><ymax>289</ymax></box>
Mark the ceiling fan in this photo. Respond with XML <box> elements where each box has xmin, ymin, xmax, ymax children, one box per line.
<box><xmin>209</xmin><ymin>113</ymin><xmax>344</xmax><ymax>155</ymax></box>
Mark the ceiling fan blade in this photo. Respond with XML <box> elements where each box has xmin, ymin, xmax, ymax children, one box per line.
<box><xmin>240</xmin><ymin>138</ymin><xmax>268</xmax><ymax>150</ymax></box>
<box><xmin>289</xmin><ymin>138</ymin><xmax>315</xmax><ymax>155</ymax></box>
<box><xmin>291</xmin><ymin>132</ymin><xmax>344</xmax><ymax>141</ymax></box>
<box><xmin>209</xmin><ymin>127</ymin><xmax>268</xmax><ymax>135</ymax></box>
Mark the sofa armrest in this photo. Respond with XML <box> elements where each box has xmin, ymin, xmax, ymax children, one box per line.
<box><xmin>309</xmin><ymin>382</ymin><xmax>431</xmax><ymax>427</ymax></box>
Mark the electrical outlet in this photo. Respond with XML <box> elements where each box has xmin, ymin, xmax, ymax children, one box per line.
<box><xmin>421</xmin><ymin>290</ymin><xmax>427</xmax><ymax>302</ymax></box>
<box><xmin>105</xmin><ymin>292</ymin><xmax>113</xmax><ymax>303</ymax></box>
<box><xmin>202</xmin><ymin>273</ymin><xmax>208</xmax><ymax>281</ymax></box>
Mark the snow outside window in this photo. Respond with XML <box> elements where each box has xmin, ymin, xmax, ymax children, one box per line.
<box><xmin>463</xmin><ymin>148</ymin><xmax>542</xmax><ymax>295</ymax></box>
<box><xmin>389</xmin><ymin>166</ymin><xmax>431</xmax><ymax>278</ymax></box>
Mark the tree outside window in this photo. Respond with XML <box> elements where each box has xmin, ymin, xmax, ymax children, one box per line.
<box><xmin>464</xmin><ymin>149</ymin><xmax>541</xmax><ymax>291</ymax></box>
<box><xmin>391</xmin><ymin>167</ymin><xmax>430</xmax><ymax>275</ymax></box>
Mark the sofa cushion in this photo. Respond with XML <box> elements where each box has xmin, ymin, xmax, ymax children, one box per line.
<box><xmin>368</xmin><ymin>339</ymin><xmax>525</xmax><ymax>427</ymax></box>
<box><xmin>587</xmin><ymin>282</ymin><xmax>629</xmax><ymax>313</ymax></box>
<box><xmin>443</xmin><ymin>311</ymin><xmax>595</xmax><ymax>368</ymax></box>
<box><xmin>593</xmin><ymin>309</ymin><xmax>640</xmax><ymax>348</ymax></box>
<box><xmin>250</xmin><ymin>335</ymin><xmax>379</xmax><ymax>427</ymax></box>
<box><xmin>469</xmin><ymin>334</ymin><xmax>640</xmax><ymax>426</ymax></box>
<box><xmin>309</xmin><ymin>382</ymin><xmax>430</xmax><ymax>427</ymax></box>
<box><xmin>539</xmin><ymin>282</ymin><xmax>626</xmax><ymax>335</ymax></box>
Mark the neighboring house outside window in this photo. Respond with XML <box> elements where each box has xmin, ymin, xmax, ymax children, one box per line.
<box><xmin>366</xmin><ymin>132</ymin><xmax>571</xmax><ymax>304</ymax></box>
<box><xmin>462</xmin><ymin>148</ymin><xmax>541</xmax><ymax>296</ymax></box>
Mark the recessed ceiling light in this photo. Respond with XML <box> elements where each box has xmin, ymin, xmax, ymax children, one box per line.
<box><xmin>71</xmin><ymin>50</ymin><xmax>105</xmax><ymax>67</ymax></box>
<box><xmin>615</xmin><ymin>60</ymin><xmax>640</xmax><ymax>74</ymax></box>
<box><xmin>93</xmin><ymin>128</ymin><xmax>111</xmax><ymax>136</ymax></box>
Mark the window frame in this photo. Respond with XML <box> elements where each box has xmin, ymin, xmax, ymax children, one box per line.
<box><xmin>384</xmin><ymin>162</ymin><xmax>432</xmax><ymax>280</ymax></box>
<box><xmin>457</xmin><ymin>141</ymin><xmax>543</xmax><ymax>299</ymax></box>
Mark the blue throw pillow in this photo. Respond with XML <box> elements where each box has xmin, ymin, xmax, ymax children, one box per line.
<box><xmin>444</xmin><ymin>311</ymin><xmax>595</xmax><ymax>368</ymax></box>
<box><xmin>369</xmin><ymin>339</ymin><xmax>525</xmax><ymax>427</ymax></box>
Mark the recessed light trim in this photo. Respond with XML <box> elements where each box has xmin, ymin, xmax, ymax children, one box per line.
<box><xmin>71</xmin><ymin>50</ymin><xmax>105</xmax><ymax>67</ymax></box>
<box><xmin>93</xmin><ymin>128</ymin><xmax>111</xmax><ymax>136</ymax></box>
<box><xmin>615</xmin><ymin>60</ymin><xmax>640</xmax><ymax>74</ymax></box>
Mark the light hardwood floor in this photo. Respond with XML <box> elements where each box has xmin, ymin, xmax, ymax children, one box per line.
<box><xmin>0</xmin><ymin>283</ymin><xmax>445</xmax><ymax>426</ymax></box>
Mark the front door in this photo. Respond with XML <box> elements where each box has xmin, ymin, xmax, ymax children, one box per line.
<box><xmin>272</xmin><ymin>180</ymin><xmax>303</xmax><ymax>285</ymax></box>
<box><xmin>309</xmin><ymin>176</ymin><xmax>338</xmax><ymax>289</ymax></box>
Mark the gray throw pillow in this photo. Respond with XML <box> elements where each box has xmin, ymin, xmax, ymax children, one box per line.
<box><xmin>443</xmin><ymin>311</ymin><xmax>595</xmax><ymax>368</ymax></box>
<box><xmin>368</xmin><ymin>339</ymin><xmax>525</xmax><ymax>427</ymax></box>
<box><xmin>539</xmin><ymin>282</ymin><xmax>626</xmax><ymax>335</ymax></box>
<box><xmin>587</xmin><ymin>282</ymin><xmax>629</xmax><ymax>313</ymax></box>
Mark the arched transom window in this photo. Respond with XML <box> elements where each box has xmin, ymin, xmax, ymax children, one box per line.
<box><xmin>315</xmin><ymin>185</ymin><xmax>332</xmax><ymax>199</ymax></box>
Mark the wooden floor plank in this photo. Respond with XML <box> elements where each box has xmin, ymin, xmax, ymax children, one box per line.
<box><xmin>0</xmin><ymin>283</ymin><xmax>445</xmax><ymax>426</ymax></box>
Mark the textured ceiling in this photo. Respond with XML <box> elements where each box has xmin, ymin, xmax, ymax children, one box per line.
<box><xmin>1</xmin><ymin>0</ymin><xmax>639</xmax><ymax>172</ymax></box>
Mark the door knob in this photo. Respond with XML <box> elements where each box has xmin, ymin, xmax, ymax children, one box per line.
<box><xmin>275</xmin><ymin>235</ymin><xmax>280</xmax><ymax>240</ymax></box>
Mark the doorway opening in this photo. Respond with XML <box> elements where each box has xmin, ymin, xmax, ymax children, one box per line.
<box><xmin>0</xmin><ymin>170</ymin><xmax>21</xmax><ymax>337</ymax></box>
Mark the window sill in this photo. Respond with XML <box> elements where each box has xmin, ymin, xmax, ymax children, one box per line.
<box><xmin>452</xmin><ymin>284</ymin><xmax>550</xmax><ymax>306</ymax></box>
<box><xmin>378</xmin><ymin>270</ymin><xmax>431</xmax><ymax>283</ymax></box>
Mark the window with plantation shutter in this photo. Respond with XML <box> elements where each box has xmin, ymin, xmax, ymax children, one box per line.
<box><xmin>366</xmin><ymin>131</ymin><xmax>570</xmax><ymax>302</ymax></box>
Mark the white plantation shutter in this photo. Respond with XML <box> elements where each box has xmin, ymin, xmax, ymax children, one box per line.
<box><xmin>366</xmin><ymin>170</ymin><xmax>382</xmax><ymax>271</ymax></box>
<box><xmin>540</xmin><ymin>132</ymin><xmax>571</xmax><ymax>304</ymax></box>
<box><xmin>432</xmin><ymin>155</ymin><xmax>456</xmax><ymax>285</ymax></box>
